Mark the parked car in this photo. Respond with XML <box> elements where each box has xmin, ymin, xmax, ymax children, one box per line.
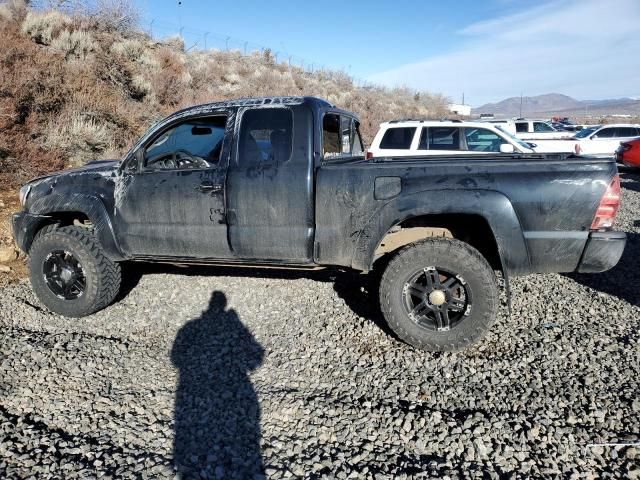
<box><xmin>513</xmin><ymin>119</ymin><xmax>574</xmax><ymax>140</ymax></box>
<box><xmin>574</xmin><ymin>124</ymin><xmax>640</xmax><ymax>157</ymax></box>
<box><xmin>615</xmin><ymin>137</ymin><xmax>640</xmax><ymax>168</ymax></box>
<box><xmin>12</xmin><ymin>96</ymin><xmax>626</xmax><ymax>352</ymax></box>
<box><xmin>367</xmin><ymin>120</ymin><xmax>535</xmax><ymax>158</ymax></box>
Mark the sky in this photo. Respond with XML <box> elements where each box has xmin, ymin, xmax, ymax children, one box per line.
<box><xmin>133</xmin><ymin>0</ymin><xmax>640</xmax><ymax>106</ymax></box>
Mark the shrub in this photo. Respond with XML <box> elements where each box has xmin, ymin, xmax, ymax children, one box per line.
<box><xmin>21</xmin><ymin>10</ymin><xmax>70</xmax><ymax>45</ymax></box>
<box><xmin>51</xmin><ymin>28</ymin><xmax>96</xmax><ymax>59</ymax></box>
<box><xmin>44</xmin><ymin>113</ymin><xmax>113</xmax><ymax>166</ymax></box>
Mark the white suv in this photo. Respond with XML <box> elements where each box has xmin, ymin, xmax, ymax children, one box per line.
<box><xmin>573</xmin><ymin>124</ymin><xmax>640</xmax><ymax>157</ymax></box>
<box><xmin>367</xmin><ymin>120</ymin><xmax>535</xmax><ymax>158</ymax></box>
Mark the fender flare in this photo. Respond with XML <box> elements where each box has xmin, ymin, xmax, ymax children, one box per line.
<box><xmin>350</xmin><ymin>189</ymin><xmax>531</xmax><ymax>276</ymax></box>
<box><xmin>27</xmin><ymin>193</ymin><xmax>125</xmax><ymax>261</ymax></box>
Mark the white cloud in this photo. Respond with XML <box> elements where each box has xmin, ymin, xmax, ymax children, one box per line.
<box><xmin>368</xmin><ymin>0</ymin><xmax>640</xmax><ymax>106</ymax></box>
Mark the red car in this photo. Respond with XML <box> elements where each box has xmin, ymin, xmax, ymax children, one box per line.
<box><xmin>616</xmin><ymin>137</ymin><xmax>640</xmax><ymax>168</ymax></box>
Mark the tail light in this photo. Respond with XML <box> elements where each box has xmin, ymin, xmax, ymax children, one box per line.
<box><xmin>366</xmin><ymin>150</ymin><xmax>373</xmax><ymax>160</ymax></box>
<box><xmin>591</xmin><ymin>175</ymin><xmax>621</xmax><ymax>230</ymax></box>
<box><xmin>574</xmin><ymin>143</ymin><xmax>581</xmax><ymax>154</ymax></box>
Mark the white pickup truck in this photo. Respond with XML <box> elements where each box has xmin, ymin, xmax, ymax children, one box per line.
<box><xmin>367</xmin><ymin>120</ymin><xmax>535</xmax><ymax>158</ymax></box>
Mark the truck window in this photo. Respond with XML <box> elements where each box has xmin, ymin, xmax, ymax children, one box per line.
<box><xmin>144</xmin><ymin>116</ymin><xmax>227</xmax><ymax>170</ymax></box>
<box><xmin>238</xmin><ymin>108</ymin><xmax>292</xmax><ymax>165</ymax></box>
<box><xmin>464</xmin><ymin>128</ymin><xmax>502</xmax><ymax>152</ymax></box>
<box><xmin>324</xmin><ymin>114</ymin><xmax>364</xmax><ymax>158</ymax></box>
<box><xmin>533</xmin><ymin>122</ymin><xmax>554</xmax><ymax>132</ymax></box>
<box><xmin>515</xmin><ymin>122</ymin><xmax>528</xmax><ymax>133</ymax></box>
<box><xmin>425</xmin><ymin>127</ymin><xmax>461</xmax><ymax>150</ymax></box>
<box><xmin>340</xmin><ymin>116</ymin><xmax>364</xmax><ymax>155</ymax></box>
<box><xmin>379</xmin><ymin>127</ymin><xmax>416</xmax><ymax>150</ymax></box>
<box><xmin>323</xmin><ymin>114</ymin><xmax>341</xmax><ymax>157</ymax></box>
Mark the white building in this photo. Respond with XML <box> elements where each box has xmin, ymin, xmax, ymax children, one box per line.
<box><xmin>448</xmin><ymin>103</ymin><xmax>472</xmax><ymax>116</ymax></box>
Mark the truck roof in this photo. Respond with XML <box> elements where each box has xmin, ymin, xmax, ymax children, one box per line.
<box><xmin>171</xmin><ymin>96</ymin><xmax>335</xmax><ymax>118</ymax></box>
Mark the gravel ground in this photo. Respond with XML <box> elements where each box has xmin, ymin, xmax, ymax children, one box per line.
<box><xmin>0</xmin><ymin>172</ymin><xmax>639</xmax><ymax>479</ymax></box>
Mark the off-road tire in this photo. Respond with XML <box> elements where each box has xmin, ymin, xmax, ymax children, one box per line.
<box><xmin>28</xmin><ymin>225</ymin><xmax>121</xmax><ymax>317</ymax></box>
<box><xmin>380</xmin><ymin>238</ymin><xmax>498</xmax><ymax>351</ymax></box>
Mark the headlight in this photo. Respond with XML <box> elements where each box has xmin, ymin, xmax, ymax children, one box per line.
<box><xmin>19</xmin><ymin>184</ymin><xmax>31</xmax><ymax>207</ymax></box>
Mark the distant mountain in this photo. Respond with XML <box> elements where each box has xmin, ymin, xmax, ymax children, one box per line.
<box><xmin>473</xmin><ymin>93</ymin><xmax>640</xmax><ymax>117</ymax></box>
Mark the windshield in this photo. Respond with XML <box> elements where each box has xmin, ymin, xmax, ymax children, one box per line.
<box><xmin>496</xmin><ymin>126</ymin><xmax>533</xmax><ymax>150</ymax></box>
<box><xmin>574</xmin><ymin>126</ymin><xmax>599</xmax><ymax>138</ymax></box>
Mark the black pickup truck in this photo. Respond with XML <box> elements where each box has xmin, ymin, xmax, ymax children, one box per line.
<box><xmin>12</xmin><ymin>97</ymin><xmax>626</xmax><ymax>351</ymax></box>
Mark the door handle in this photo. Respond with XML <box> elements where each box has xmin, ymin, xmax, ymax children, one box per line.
<box><xmin>196</xmin><ymin>182</ymin><xmax>222</xmax><ymax>193</ymax></box>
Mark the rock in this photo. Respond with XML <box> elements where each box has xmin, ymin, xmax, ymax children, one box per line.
<box><xmin>0</xmin><ymin>246</ymin><xmax>17</xmax><ymax>263</ymax></box>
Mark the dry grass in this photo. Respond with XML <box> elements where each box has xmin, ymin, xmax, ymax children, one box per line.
<box><xmin>0</xmin><ymin>4</ymin><xmax>448</xmax><ymax>186</ymax></box>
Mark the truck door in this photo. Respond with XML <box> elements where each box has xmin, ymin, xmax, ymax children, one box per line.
<box><xmin>226</xmin><ymin>105</ymin><xmax>314</xmax><ymax>262</ymax></box>
<box><xmin>115</xmin><ymin>114</ymin><xmax>233</xmax><ymax>259</ymax></box>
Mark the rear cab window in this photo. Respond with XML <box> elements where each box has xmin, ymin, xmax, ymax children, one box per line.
<box><xmin>515</xmin><ymin>122</ymin><xmax>528</xmax><ymax>133</ymax></box>
<box><xmin>323</xmin><ymin>113</ymin><xmax>364</xmax><ymax>159</ymax></box>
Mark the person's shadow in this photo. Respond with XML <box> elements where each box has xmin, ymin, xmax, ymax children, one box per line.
<box><xmin>171</xmin><ymin>291</ymin><xmax>265</xmax><ymax>479</ymax></box>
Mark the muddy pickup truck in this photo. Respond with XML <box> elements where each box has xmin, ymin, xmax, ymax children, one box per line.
<box><xmin>12</xmin><ymin>96</ymin><xmax>626</xmax><ymax>351</ymax></box>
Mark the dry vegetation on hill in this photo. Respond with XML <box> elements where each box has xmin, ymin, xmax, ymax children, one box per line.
<box><xmin>0</xmin><ymin>0</ymin><xmax>448</xmax><ymax>191</ymax></box>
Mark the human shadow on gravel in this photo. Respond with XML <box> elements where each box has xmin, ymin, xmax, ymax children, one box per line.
<box><xmin>171</xmin><ymin>291</ymin><xmax>265</xmax><ymax>478</ymax></box>
<box><xmin>565</xmin><ymin>232</ymin><xmax>639</xmax><ymax>306</ymax></box>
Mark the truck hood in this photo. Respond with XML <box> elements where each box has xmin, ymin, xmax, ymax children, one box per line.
<box><xmin>29</xmin><ymin>159</ymin><xmax>120</xmax><ymax>183</ymax></box>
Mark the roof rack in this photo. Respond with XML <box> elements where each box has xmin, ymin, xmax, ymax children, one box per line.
<box><xmin>387</xmin><ymin>118</ymin><xmax>464</xmax><ymax>124</ymax></box>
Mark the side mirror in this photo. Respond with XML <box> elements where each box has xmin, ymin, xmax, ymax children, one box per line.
<box><xmin>499</xmin><ymin>143</ymin><xmax>515</xmax><ymax>153</ymax></box>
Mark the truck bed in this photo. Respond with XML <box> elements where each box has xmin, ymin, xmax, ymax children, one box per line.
<box><xmin>315</xmin><ymin>154</ymin><xmax>617</xmax><ymax>275</ymax></box>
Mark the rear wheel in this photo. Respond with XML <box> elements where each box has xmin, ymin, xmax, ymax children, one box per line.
<box><xmin>28</xmin><ymin>225</ymin><xmax>121</xmax><ymax>317</ymax></box>
<box><xmin>379</xmin><ymin>238</ymin><xmax>498</xmax><ymax>351</ymax></box>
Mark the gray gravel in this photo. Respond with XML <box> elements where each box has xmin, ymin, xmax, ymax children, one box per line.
<box><xmin>1</xmin><ymin>171</ymin><xmax>639</xmax><ymax>479</ymax></box>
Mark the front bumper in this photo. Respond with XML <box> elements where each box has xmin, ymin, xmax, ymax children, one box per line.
<box><xmin>12</xmin><ymin>211</ymin><xmax>49</xmax><ymax>254</ymax></box>
<box><xmin>576</xmin><ymin>231</ymin><xmax>626</xmax><ymax>273</ymax></box>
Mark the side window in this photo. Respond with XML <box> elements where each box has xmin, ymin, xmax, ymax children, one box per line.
<box><xmin>464</xmin><ymin>128</ymin><xmax>502</xmax><ymax>152</ymax></box>
<box><xmin>427</xmin><ymin>127</ymin><xmax>461</xmax><ymax>150</ymax></box>
<box><xmin>238</xmin><ymin>108</ymin><xmax>293</xmax><ymax>166</ymax></box>
<box><xmin>379</xmin><ymin>127</ymin><xmax>416</xmax><ymax>150</ymax></box>
<box><xmin>144</xmin><ymin>116</ymin><xmax>227</xmax><ymax>170</ymax></box>
<box><xmin>339</xmin><ymin>116</ymin><xmax>364</xmax><ymax>156</ymax></box>
<box><xmin>615</xmin><ymin>127</ymin><xmax>638</xmax><ymax>138</ymax></box>
<box><xmin>533</xmin><ymin>122</ymin><xmax>554</xmax><ymax>132</ymax></box>
<box><xmin>595</xmin><ymin>128</ymin><xmax>615</xmax><ymax>138</ymax></box>
<box><xmin>515</xmin><ymin>122</ymin><xmax>528</xmax><ymax>133</ymax></box>
<box><xmin>322</xmin><ymin>114</ymin><xmax>341</xmax><ymax>158</ymax></box>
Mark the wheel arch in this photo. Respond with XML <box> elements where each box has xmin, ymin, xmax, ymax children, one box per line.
<box><xmin>351</xmin><ymin>189</ymin><xmax>531</xmax><ymax>276</ymax></box>
<box><xmin>24</xmin><ymin>193</ymin><xmax>125</xmax><ymax>260</ymax></box>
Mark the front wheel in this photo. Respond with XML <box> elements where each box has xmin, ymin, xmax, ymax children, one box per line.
<box><xmin>28</xmin><ymin>225</ymin><xmax>121</xmax><ymax>317</ymax></box>
<box><xmin>379</xmin><ymin>238</ymin><xmax>499</xmax><ymax>351</ymax></box>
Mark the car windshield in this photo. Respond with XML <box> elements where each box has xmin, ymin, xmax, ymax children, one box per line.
<box><xmin>574</xmin><ymin>126</ymin><xmax>599</xmax><ymax>138</ymax></box>
<box><xmin>495</xmin><ymin>126</ymin><xmax>532</xmax><ymax>150</ymax></box>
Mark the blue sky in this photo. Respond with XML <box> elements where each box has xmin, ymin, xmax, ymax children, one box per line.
<box><xmin>133</xmin><ymin>0</ymin><xmax>640</xmax><ymax>106</ymax></box>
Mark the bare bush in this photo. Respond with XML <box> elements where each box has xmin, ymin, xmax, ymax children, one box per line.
<box><xmin>44</xmin><ymin>113</ymin><xmax>113</xmax><ymax>165</ymax></box>
<box><xmin>50</xmin><ymin>28</ymin><xmax>95</xmax><ymax>59</ymax></box>
<box><xmin>21</xmin><ymin>9</ymin><xmax>69</xmax><ymax>44</ymax></box>
<box><xmin>0</xmin><ymin>0</ymin><xmax>27</xmax><ymax>21</ymax></box>
<box><xmin>91</xmin><ymin>0</ymin><xmax>138</xmax><ymax>32</ymax></box>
